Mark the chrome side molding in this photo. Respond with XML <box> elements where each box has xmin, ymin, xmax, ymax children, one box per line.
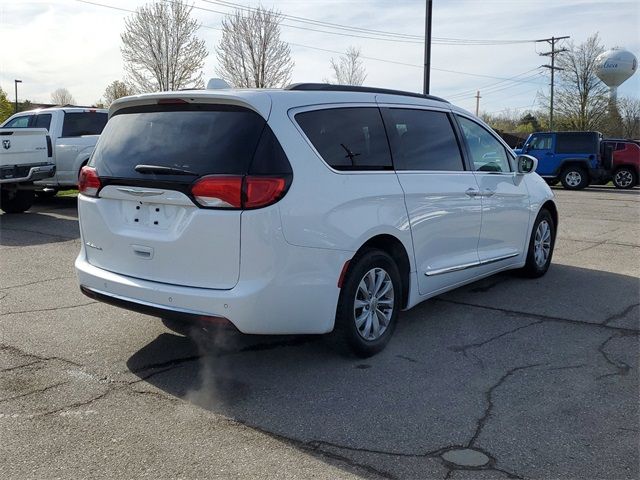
<box><xmin>425</xmin><ymin>252</ymin><xmax>519</xmax><ymax>276</ymax></box>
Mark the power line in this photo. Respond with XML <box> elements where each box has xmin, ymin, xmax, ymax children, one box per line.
<box><xmin>201</xmin><ymin>0</ymin><xmax>538</xmax><ymax>45</ymax></box>
<box><xmin>73</xmin><ymin>0</ymin><xmax>548</xmax><ymax>86</ymax></box>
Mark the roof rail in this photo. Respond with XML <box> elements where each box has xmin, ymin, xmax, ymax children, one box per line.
<box><xmin>285</xmin><ymin>83</ymin><xmax>449</xmax><ymax>103</ymax></box>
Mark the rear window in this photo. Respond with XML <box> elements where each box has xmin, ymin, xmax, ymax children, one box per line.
<box><xmin>555</xmin><ymin>133</ymin><xmax>599</xmax><ymax>154</ymax></box>
<box><xmin>295</xmin><ymin>107</ymin><xmax>392</xmax><ymax>170</ymax></box>
<box><xmin>91</xmin><ymin>104</ymin><xmax>287</xmax><ymax>180</ymax></box>
<box><xmin>62</xmin><ymin>112</ymin><xmax>108</xmax><ymax>137</ymax></box>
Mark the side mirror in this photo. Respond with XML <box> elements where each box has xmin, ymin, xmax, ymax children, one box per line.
<box><xmin>516</xmin><ymin>154</ymin><xmax>538</xmax><ymax>174</ymax></box>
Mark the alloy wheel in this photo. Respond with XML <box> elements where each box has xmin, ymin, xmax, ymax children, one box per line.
<box><xmin>353</xmin><ymin>268</ymin><xmax>394</xmax><ymax>341</ymax></box>
<box><xmin>614</xmin><ymin>170</ymin><xmax>633</xmax><ymax>188</ymax></box>
<box><xmin>565</xmin><ymin>171</ymin><xmax>582</xmax><ymax>188</ymax></box>
<box><xmin>534</xmin><ymin>220</ymin><xmax>552</xmax><ymax>268</ymax></box>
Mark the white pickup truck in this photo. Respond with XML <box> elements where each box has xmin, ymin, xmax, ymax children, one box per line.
<box><xmin>1</xmin><ymin>107</ymin><xmax>108</xmax><ymax>196</ymax></box>
<box><xmin>0</xmin><ymin>128</ymin><xmax>56</xmax><ymax>213</ymax></box>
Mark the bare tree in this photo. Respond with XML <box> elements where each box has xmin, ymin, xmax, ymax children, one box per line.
<box><xmin>329</xmin><ymin>46</ymin><xmax>367</xmax><ymax>86</ymax></box>
<box><xmin>103</xmin><ymin>80</ymin><xmax>136</xmax><ymax>107</ymax></box>
<box><xmin>216</xmin><ymin>6</ymin><xmax>293</xmax><ymax>88</ymax></box>
<box><xmin>618</xmin><ymin>96</ymin><xmax>640</xmax><ymax>139</ymax></box>
<box><xmin>121</xmin><ymin>0</ymin><xmax>208</xmax><ymax>92</ymax></box>
<box><xmin>51</xmin><ymin>88</ymin><xmax>76</xmax><ymax>105</ymax></box>
<box><xmin>552</xmin><ymin>33</ymin><xmax>610</xmax><ymax>130</ymax></box>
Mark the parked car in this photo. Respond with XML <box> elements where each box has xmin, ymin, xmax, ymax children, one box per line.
<box><xmin>0</xmin><ymin>127</ymin><xmax>56</xmax><ymax>213</ymax></box>
<box><xmin>601</xmin><ymin>139</ymin><xmax>640</xmax><ymax>189</ymax></box>
<box><xmin>1</xmin><ymin>107</ymin><xmax>108</xmax><ymax>196</ymax></box>
<box><xmin>515</xmin><ymin>131</ymin><xmax>607</xmax><ymax>190</ymax></box>
<box><xmin>75</xmin><ymin>83</ymin><xmax>557</xmax><ymax>357</ymax></box>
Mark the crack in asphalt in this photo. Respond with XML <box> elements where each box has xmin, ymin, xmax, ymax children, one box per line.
<box><xmin>0</xmin><ymin>344</ymin><xmax>82</xmax><ymax>367</ymax></box>
<box><xmin>0</xmin><ymin>359</ymin><xmax>45</xmax><ymax>373</ymax></box>
<box><xmin>596</xmin><ymin>334</ymin><xmax>632</xmax><ymax>379</ymax></box>
<box><xmin>0</xmin><ymin>381</ymin><xmax>70</xmax><ymax>404</ymax></box>
<box><xmin>0</xmin><ymin>301</ymin><xmax>98</xmax><ymax>317</ymax></box>
<box><xmin>449</xmin><ymin>319</ymin><xmax>545</xmax><ymax>364</ymax></box>
<box><xmin>602</xmin><ymin>303</ymin><xmax>640</xmax><ymax>326</ymax></box>
<box><xmin>468</xmin><ymin>363</ymin><xmax>543</xmax><ymax>449</ymax></box>
<box><xmin>0</xmin><ymin>276</ymin><xmax>76</xmax><ymax>291</ymax></box>
<box><xmin>562</xmin><ymin>237</ymin><xmax>640</xmax><ymax>249</ymax></box>
<box><xmin>437</xmin><ymin>298</ymin><xmax>640</xmax><ymax>334</ymax></box>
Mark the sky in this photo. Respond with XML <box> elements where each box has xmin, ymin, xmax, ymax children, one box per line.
<box><xmin>1</xmin><ymin>0</ymin><xmax>639</xmax><ymax>115</ymax></box>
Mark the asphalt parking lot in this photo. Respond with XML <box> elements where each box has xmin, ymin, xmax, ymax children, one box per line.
<box><xmin>1</xmin><ymin>186</ymin><xmax>638</xmax><ymax>480</ymax></box>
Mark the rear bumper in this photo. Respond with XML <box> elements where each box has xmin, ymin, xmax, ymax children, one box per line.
<box><xmin>75</xmin><ymin>245</ymin><xmax>348</xmax><ymax>335</ymax></box>
<box><xmin>0</xmin><ymin>163</ymin><xmax>56</xmax><ymax>184</ymax></box>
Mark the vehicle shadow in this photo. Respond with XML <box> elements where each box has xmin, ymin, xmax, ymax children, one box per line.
<box><xmin>0</xmin><ymin>196</ymin><xmax>80</xmax><ymax>247</ymax></box>
<box><xmin>127</xmin><ymin>263</ymin><xmax>639</xmax><ymax>478</ymax></box>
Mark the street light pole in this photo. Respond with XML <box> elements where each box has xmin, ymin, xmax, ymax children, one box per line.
<box><xmin>14</xmin><ymin>79</ymin><xmax>22</xmax><ymax>113</ymax></box>
<box><xmin>423</xmin><ymin>0</ymin><xmax>433</xmax><ymax>94</ymax></box>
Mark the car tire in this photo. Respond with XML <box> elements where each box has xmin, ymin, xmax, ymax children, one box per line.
<box><xmin>0</xmin><ymin>188</ymin><xmax>35</xmax><ymax>214</ymax></box>
<box><xmin>612</xmin><ymin>167</ymin><xmax>637</xmax><ymax>189</ymax></box>
<box><xmin>560</xmin><ymin>166</ymin><xmax>589</xmax><ymax>190</ymax></box>
<box><xmin>331</xmin><ymin>249</ymin><xmax>401</xmax><ymax>357</ymax></box>
<box><xmin>519</xmin><ymin>209</ymin><xmax>555</xmax><ymax>278</ymax></box>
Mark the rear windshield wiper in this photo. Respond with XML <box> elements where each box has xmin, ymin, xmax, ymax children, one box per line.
<box><xmin>134</xmin><ymin>164</ymin><xmax>198</xmax><ymax>176</ymax></box>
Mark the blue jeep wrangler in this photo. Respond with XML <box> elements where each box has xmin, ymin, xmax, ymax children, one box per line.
<box><xmin>515</xmin><ymin>131</ymin><xmax>608</xmax><ymax>190</ymax></box>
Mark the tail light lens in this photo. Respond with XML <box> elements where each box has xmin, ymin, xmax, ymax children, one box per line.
<box><xmin>191</xmin><ymin>175</ymin><xmax>288</xmax><ymax>209</ymax></box>
<box><xmin>191</xmin><ymin>175</ymin><xmax>243</xmax><ymax>208</ymax></box>
<box><xmin>244</xmin><ymin>176</ymin><xmax>287</xmax><ymax>208</ymax></box>
<box><xmin>78</xmin><ymin>166</ymin><xmax>101</xmax><ymax>197</ymax></box>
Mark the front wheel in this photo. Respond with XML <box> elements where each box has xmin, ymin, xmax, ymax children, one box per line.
<box><xmin>519</xmin><ymin>209</ymin><xmax>555</xmax><ymax>278</ymax></box>
<box><xmin>331</xmin><ymin>249</ymin><xmax>401</xmax><ymax>357</ymax></box>
<box><xmin>560</xmin><ymin>166</ymin><xmax>589</xmax><ymax>190</ymax></box>
<box><xmin>0</xmin><ymin>188</ymin><xmax>35</xmax><ymax>214</ymax></box>
<box><xmin>612</xmin><ymin>167</ymin><xmax>637</xmax><ymax>189</ymax></box>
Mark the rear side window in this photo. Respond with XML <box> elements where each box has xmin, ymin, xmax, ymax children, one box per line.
<box><xmin>34</xmin><ymin>114</ymin><xmax>52</xmax><ymax>131</ymax></box>
<box><xmin>295</xmin><ymin>107</ymin><xmax>392</xmax><ymax>170</ymax></box>
<box><xmin>3</xmin><ymin>115</ymin><xmax>33</xmax><ymax>128</ymax></box>
<box><xmin>555</xmin><ymin>133</ymin><xmax>598</xmax><ymax>154</ymax></box>
<box><xmin>62</xmin><ymin>112</ymin><xmax>108</xmax><ymax>137</ymax></box>
<box><xmin>91</xmin><ymin>104</ymin><xmax>285</xmax><ymax>180</ymax></box>
<box><xmin>382</xmin><ymin>108</ymin><xmax>464</xmax><ymax>171</ymax></box>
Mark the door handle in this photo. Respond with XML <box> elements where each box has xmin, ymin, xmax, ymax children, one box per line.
<box><xmin>465</xmin><ymin>188</ymin><xmax>480</xmax><ymax>197</ymax></box>
<box><xmin>481</xmin><ymin>189</ymin><xmax>496</xmax><ymax>197</ymax></box>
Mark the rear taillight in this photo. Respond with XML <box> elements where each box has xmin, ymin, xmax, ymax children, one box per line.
<box><xmin>78</xmin><ymin>166</ymin><xmax>101</xmax><ymax>197</ymax></box>
<box><xmin>244</xmin><ymin>176</ymin><xmax>287</xmax><ymax>208</ymax></box>
<box><xmin>191</xmin><ymin>176</ymin><xmax>243</xmax><ymax>208</ymax></box>
<box><xmin>191</xmin><ymin>175</ymin><xmax>288</xmax><ymax>209</ymax></box>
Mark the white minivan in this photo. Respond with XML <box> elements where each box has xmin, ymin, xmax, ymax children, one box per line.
<box><xmin>76</xmin><ymin>84</ymin><xmax>557</xmax><ymax>356</ymax></box>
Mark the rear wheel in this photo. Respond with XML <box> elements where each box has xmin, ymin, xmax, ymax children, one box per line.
<box><xmin>612</xmin><ymin>167</ymin><xmax>637</xmax><ymax>189</ymax></box>
<box><xmin>0</xmin><ymin>188</ymin><xmax>35</xmax><ymax>214</ymax></box>
<box><xmin>331</xmin><ymin>249</ymin><xmax>401</xmax><ymax>357</ymax></box>
<box><xmin>560</xmin><ymin>166</ymin><xmax>589</xmax><ymax>190</ymax></box>
<box><xmin>519</xmin><ymin>209</ymin><xmax>555</xmax><ymax>278</ymax></box>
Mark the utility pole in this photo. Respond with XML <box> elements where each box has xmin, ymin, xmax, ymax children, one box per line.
<box><xmin>475</xmin><ymin>90</ymin><xmax>481</xmax><ymax>116</ymax></box>
<box><xmin>423</xmin><ymin>0</ymin><xmax>433</xmax><ymax>94</ymax></box>
<box><xmin>14</xmin><ymin>79</ymin><xmax>22</xmax><ymax>113</ymax></box>
<box><xmin>537</xmin><ymin>36</ymin><xmax>569</xmax><ymax>130</ymax></box>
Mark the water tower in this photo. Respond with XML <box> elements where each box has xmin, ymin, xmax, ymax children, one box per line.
<box><xmin>596</xmin><ymin>48</ymin><xmax>637</xmax><ymax>101</ymax></box>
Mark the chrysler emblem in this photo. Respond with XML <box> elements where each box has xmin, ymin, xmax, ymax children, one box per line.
<box><xmin>2</xmin><ymin>140</ymin><xmax>9</xmax><ymax>150</ymax></box>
